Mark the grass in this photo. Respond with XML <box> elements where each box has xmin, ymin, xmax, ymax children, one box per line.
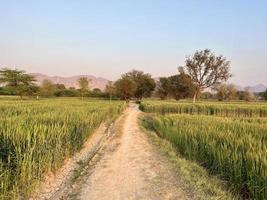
<box><xmin>0</xmin><ymin>98</ymin><xmax>125</xmax><ymax>199</ymax></box>
<box><xmin>140</xmin><ymin>100</ymin><xmax>267</xmax><ymax>117</ymax></box>
<box><xmin>140</xmin><ymin>116</ymin><xmax>238</xmax><ymax>200</ymax></box>
<box><xmin>140</xmin><ymin>100</ymin><xmax>267</xmax><ymax>200</ymax></box>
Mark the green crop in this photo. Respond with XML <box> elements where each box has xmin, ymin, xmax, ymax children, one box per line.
<box><xmin>0</xmin><ymin>99</ymin><xmax>125</xmax><ymax>199</ymax></box>
<box><xmin>140</xmin><ymin>101</ymin><xmax>267</xmax><ymax>117</ymax></box>
<box><xmin>141</xmin><ymin>101</ymin><xmax>267</xmax><ymax>200</ymax></box>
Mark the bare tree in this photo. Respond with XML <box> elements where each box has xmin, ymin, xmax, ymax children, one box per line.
<box><xmin>105</xmin><ymin>81</ymin><xmax>115</xmax><ymax>102</ymax></box>
<box><xmin>183</xmin><ymin>49</ymin><xmax>231</xmax><ymax>103</ymax></box>
<box><xmin>40</xmin><ymin>79</ymin><xmax>55</xmax><ymax>97</ymax></box>
<box><xmin>215</xmin><ymin>83</ymin><xmax>237</xmax><ymax>101</ymax></box>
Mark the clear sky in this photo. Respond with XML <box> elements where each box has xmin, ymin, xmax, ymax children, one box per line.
<box><xmin>1</xmin><ymin>0</ymin><xmax>267</xmax><ymax>85</ymax></box>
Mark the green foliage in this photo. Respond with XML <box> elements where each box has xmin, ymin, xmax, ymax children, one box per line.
<box><xmin>156</xmin><ymin>71</ymin><xmax>196</xmax><ymax>100</ymax></box>
<box><xmin>78</xmin><ymin>77</ymin><xmax>90</xmax><ymax>99</ymax></box>
<box><xmin>0</xmin><ymin>99</ymin><xmax>125</xmax><ymax>199</ymax></box>
<box><xmin>123</xmin><ymin>70</ymin><xmax>156</xmax><ymax>99</ymax></box>
<box><xmin>105</xmin><ymin>81</ymin><xmax>116</xmax><ymax>100</ymax></box>
<box><xmin>0</xmin><ymin>87</ymin><xmax>16</xmax><ymax>95</ymax></box>
<box><xmin>263</xmin><ymin>90</ymin><xmax>267</xmax><ymax>100</ymax></box>
<box><xmin>53</xmin><ymin>88</ymin><xmax>79</xmax><ymax>97</ymax></box>
<box><xmin>0</xmin><ymin>68</ymin><xmax>37</xmax><ymax>98</ymax></box>
<box><xmin>156</xmin><ymin>77</ymin><xmax>173</xmax><ymax>99</ymax></box>
<box><xmin>114</xmin><ymin>76</ymin><xmax>137</xmax><ymax>100</ymax></box>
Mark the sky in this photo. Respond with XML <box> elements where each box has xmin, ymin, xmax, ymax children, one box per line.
<box><xmin>1</xmin><ymin>0</ymin><xmax>267</xmax><ymax>86</ymax></box>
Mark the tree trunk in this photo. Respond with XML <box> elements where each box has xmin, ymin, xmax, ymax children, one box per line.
<box><xmin>193</xmin><ymin>89</ymin><xmax>199</xmax><ymax>103</ymax></box>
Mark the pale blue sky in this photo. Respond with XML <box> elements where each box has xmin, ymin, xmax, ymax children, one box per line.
<box><xmin>1</xmin><ymin>0</ymin><xmax>267</xmax><ymax>85</ymax></box>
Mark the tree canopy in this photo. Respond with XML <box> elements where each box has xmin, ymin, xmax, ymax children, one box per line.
<box><xmin>114</xmin><ymin>76</ymin><xmax>137</xmax><ymax>100</ymax></box>
<box><xmin>156</xmin><ymin>69</ymin><xmax>195</xmax><ymax>100</ymax></box>
<box><xmin>123</xmin><ymin>70</ymin><xmax>156</xmax><ymax>99</ymax></box>
<box><xmin>183</xmin><ymin>49</ymin><xmax>231</xmax><ymax>102</ymax></box>
<box><xmin>215</xmin><ymin>84</ymin><xmax>237</xmax><ymax>101</ymax></box>
<box><xmin>0</xmin><ymin>68</ymin><xmax>37</xmax><ymax>98</ymax></box>
<box><xmin>78</xmin><ymin>77</ymin><xmax>90</xmax><ymax>100</ymax></box>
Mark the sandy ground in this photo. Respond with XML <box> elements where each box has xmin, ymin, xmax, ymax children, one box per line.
<box><xmin>34</xmin><ymin>103</ymin><xmax>189</xmax><ymax>200</ymax></box>
<box><xmin>77</xmin><ymin>103</ymin><xmax>188</xmax><ymax>200</ymax></box>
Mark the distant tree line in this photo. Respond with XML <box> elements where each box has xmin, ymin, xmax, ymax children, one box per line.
<box><xmin>0</xmin><ymin>68</ymin><xmax>110</xmax><ymax>99</ymax></box>
<box><xmin>1</xmin><ymin>49</ymin><xmax>266</xmax><ymax>101</ymax></box>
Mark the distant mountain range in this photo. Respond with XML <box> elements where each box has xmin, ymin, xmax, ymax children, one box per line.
<box><xmin>236</xmin><ymin>84</ymin><xmax>267</xmax><ymax>93</ymax></box>
<box><xmin>31</xmin><ymin>73</ymin><xmax>110</xmax><ymax>91</ymax></box>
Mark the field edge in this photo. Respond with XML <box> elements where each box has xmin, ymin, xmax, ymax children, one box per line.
<box><xmin>138</xmin><ymin>113</ymin><xmax>239</xmax><ymax>200</ymax></box>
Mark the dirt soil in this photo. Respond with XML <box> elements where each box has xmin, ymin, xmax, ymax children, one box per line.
<box><xmin>33</xmin><ymin>103</ymin><xmax>189</xmax><ymax>200</ymax></box>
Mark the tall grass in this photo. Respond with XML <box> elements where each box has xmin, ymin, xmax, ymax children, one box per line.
<box><xmin>140</xmin><ymin>101</ymin><xmax>267</xmax><ymax>117</ymax></box>
<box><xmin>0</xmin><ymin>99</ymin><xmax>125</xmax><ymax>199</ymax></box>
<box><xmin>142</xmin><ymin>104</ymin><xmax>267</xmax><ymax>199</ymax></box>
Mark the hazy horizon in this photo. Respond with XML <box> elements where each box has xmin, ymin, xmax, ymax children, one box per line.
<box><xmin>1</xmin><ymin>1</ymin><xmax>267</xmax><ymax>86</ymax></box>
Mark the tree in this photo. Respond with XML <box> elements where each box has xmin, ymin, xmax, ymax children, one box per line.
<box><xmin>54</xmin><ymin>84</ymin><xmax>66</xmax><ymax>90</ymax></box>
<box><xmin>17</xmin><ymin>84</ymin><xmax>39</xmax><ymax>98</ymax></box>
<box><xmin>183</xmin><ymin>49</ymin><xmax>231</xmax><ymax>103</ymax></box>
<box><xmin>78</xmin><ymin>77</ymin><xmax>90</xmax><ymax>100</ymax></box>
<box><xmin>93</xmin><ymin>88</ymin><xmax>101</xmax><ymax>93</ymax></box>
<box><xmin>105</xmin><ymin>81</ymin><xmax>116</xmax><ymax>101</ymax></box>
<box><xmin>155</xmin><ymin>68</ymin><xmax>195</xmax><ymax>100</ymax></box>
<box><xmin>0</xmin><ymin>68</ymin><xmax>37</xmax><ymax>98</ymax></box>
<box><xmin>39</xmin><ymin>79</ymin><xmax>56</xmax><ymax>97</ymax></box>
<box><xmin>156</xmin><ymin>77</ymin><xmax>173</xmax><ymax>100</ymax></box>
<box><xmin>168</xmin><ymin>68</ymin><xmax>196</xmax><ymax>100</ymax></box>
<box><xmin>215</xmin><ymin>84</ymin><xmax>237</xmax><ymax>101</ymax></box>
<box><xmin>237</xmin><ymin>88</ymin><xmax>254</xmax><ymax>102</ymax></box>
<box><xmin>123</xmin><ymin>70</ymin><xmax>156</xmax><ymax>99</ymax></box>
<box><xmin>201</xmin><ymin>91</ymin><xmax>214</xmax><ymax>100</ymax></box>
<box><xmin>53</xmin><ymin>84</ymin><xmax>66</xmax><ymax>97</ymax></box>
<box><xmin>114</xmin><ymin>76</ymin><xmax>137</xmax><ymax>100</ymax></box>
<box><xmin>261</xmin><ymin>89</ymin><xmax>267</xmax><ymax>100</ymax></box>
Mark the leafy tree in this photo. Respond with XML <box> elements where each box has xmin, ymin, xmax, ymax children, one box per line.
<box><xmin>92</xmin><ymin>88</ymin><xmax>101</xmax><ymax>93</ymax></box>
<box><xmin>53</xmin><ymin>84</ymin><xmax>66</xmax><ymax>96</ymax></box>
<box><xmin>60</xmin><ymin>88</ymin><xmax>79</xmax><ymax>97</ymax></box>
<box><xmin>123</xmin><ymin>70</ymin><xmax>156</xmax><ymax>99</ymax></box>
<box><xmin>156</xmin><ymin>68</ymin><xmax>195</xmax><ymax>100</ymax></box>
<box><xmin>156</xmin><ymin>77</ymin><xmax>173</xmax><ymax>99</ymax></box>
<box><xmin>215</xmin><ymin>84</ymin><xmax>237</xmax><ymax>101</ymax></box>
<box><xmin>54</xmin><ymin>84</ymin><xmax>66</xmax><ymax>90</ymax></box>
<box><xmin>78</xmin><ymin>77</ymin><xmax>90</xmax><ymax>100</ymax></box>
<box><xmin>114</xmin><ymin>76</ymin><xmax>136</xmax><ymax>100</ymax></box>
<box><xmin>200</xmin><ymin>91</ymin><xmax>214</xmax><ymax>99</ymax></box>
<box><xmin>169</xmin><ymin>68</ymin><xmax>196</xmax><ymax>100</ymax></box>
<box><xmin>0</xmin><ymin>86</ymin><xmax>16</xmax><ymax>95</ymax></box>
<box><xmin>17</xmin><ymin>84</ymin><xmax>39</xmax><ymax>98</ymax></box>
<box><xmin>262</xmin><ymin>90</ymin><xmax>267</xmax><ymax>100</ymax></box>
<box><xmin>39</xmin><ymin>79</ymin><xmax>56</xmax><ymax>97</ymax></box>
<box><xmin>0</xmin><ymin>68</ymin><xmax>37</xmax><ymax>98</ymax></box>
<box><xmin>183</xmin><ymin>49</ymin><xmax>231</xmax><ymax>103</ymax></box>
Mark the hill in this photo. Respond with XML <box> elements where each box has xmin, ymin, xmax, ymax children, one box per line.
<box><xmin>31</xmin><ymin>73</ymin><xmax>109</xmax><ymax>91</ymax></box>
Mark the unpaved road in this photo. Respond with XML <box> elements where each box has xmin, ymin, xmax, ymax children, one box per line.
<box><xmin>77</xmin><ymin>103</ymin><xmax>187</xmax><ymax>200</ymax></box>
<box><xmin>36</xmin><ymin>103</ymin><xmax>189</xmax><ymax>200</ymax></box>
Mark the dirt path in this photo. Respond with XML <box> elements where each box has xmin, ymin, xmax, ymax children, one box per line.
<box><xmin>36</xmin><ymin>103</ymin><xmax>189</xmax><ymax>200</ymax></box>
<box><xmin>74</xmin><ymin>103</ymin><xmax>188</xmax><ymax>200</ymax></box>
